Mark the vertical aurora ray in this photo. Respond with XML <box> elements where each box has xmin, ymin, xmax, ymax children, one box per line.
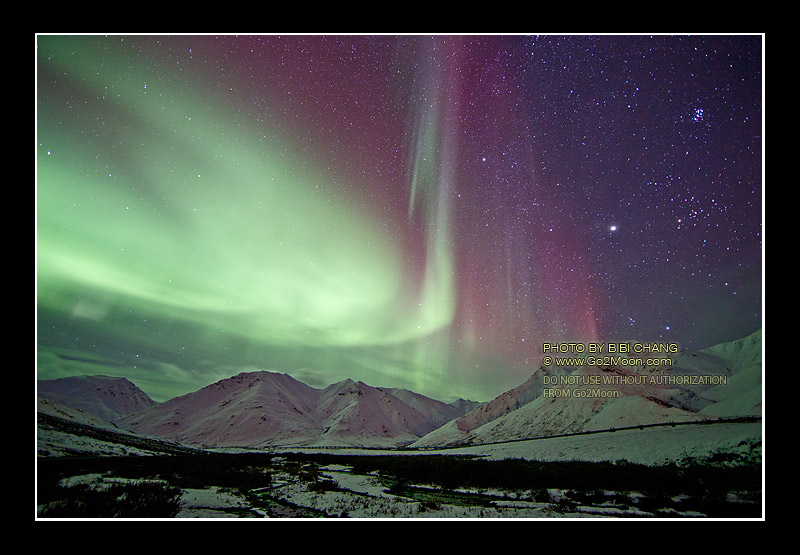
<box><xmin>396</xmin><ymin>37</ymin><xmax>467</xmax><ymax>390</ymax></box>
<box><xmin>435</xmin><ymin>36</ymin><xmax>604</xmax><ymax>387</ymax></box>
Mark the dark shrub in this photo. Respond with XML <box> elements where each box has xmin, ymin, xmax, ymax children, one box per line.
<box><xmin>39</xmin><ymin>480</ymin><xmax>183</xmax><ymax>518</ymax></box>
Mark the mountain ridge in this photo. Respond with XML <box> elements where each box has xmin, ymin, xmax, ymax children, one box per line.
<box><xmin>37</xmin><ymin>329</ymin><xmax>762</xmax><ymax>451</ymax></box>
<box><xmin>114</xmin><ymin>370</ymin><xmax>468</xmax><ymax>448</ymax></box>
<box><xmin>37</xmin><ymin>374</ymin><xmax>158</xmax><ymax>422</ymax></box>
<box><xmin>411</xmin><ymin>329</ymin><xmax>762</xmax><ymax>448</ymax></box>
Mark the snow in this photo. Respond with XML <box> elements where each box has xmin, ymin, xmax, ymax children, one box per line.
<box><xmin>35</xmin><ymin>330</ymin><xmax>763</xmax><ymax>519</ymax></box>
<box><xmin>318</xmin><ymin>465</ymin><xmax>395</xmax><ymax>499</ymax></box>
<box><xmin>273</xmin><ymin>420</ymin><xmax>761</xmax><ymax>467</ymax></box>
<box><xmin>37</xmin><ymin>420</ymin><xmax>761</xmax><ymax>519</ymax></box>
<box><xmin>177</xmin><ymin>487</ymin><xmax>254</xmax><ymax>518</ymax></box>
<box><xmin>264</xmin><ymin>469</ymin><xmax>558</xmax><ymax>518</ymax></box>
<box><xmin>37</xmin><ymin>426</ymin><xmax>161</xmax><ymax>458</ymax></box>
<box><xmin>116</xmin><ymin>371</ymin><xmax>469</xmax><ymax>449</ymax></box>
<box><xmin>412</xmin><ymin>330</ymin><xmax>762</xmax><ymax>449</ymax></box>
<box><xmin>38</xmin><ymin>330</ymin><xmax>762</xmax><ymax>455</ymax></box>
<box><xmin>432</xmin><ymin>421</ymin><xmax>762</xmax><ymax>466</ymax></box>
<box><xmin>37</xmin><ymin>397</ymin><xmax>120</xmax><ymax>431</ymax></box>
<box><xmin>37</xmin><ymin>375</ymin><xmax>157</xmax><ymax>422</ymax></box>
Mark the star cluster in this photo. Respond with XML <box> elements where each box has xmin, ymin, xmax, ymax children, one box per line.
<box><xmin>36</xmin><ymin>34</ymin><xmax>763</xmax><ymax>402</ymax></box>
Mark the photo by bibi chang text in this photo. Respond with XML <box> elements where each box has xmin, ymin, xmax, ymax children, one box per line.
<box><xmin>541</xmin><ymin>342</ymin><xmax>680</xmax><ymax>354</ymax></box>
<box><xmin>540</xmin><ymin>342</ymin><xmax>681</xmax><ymax>368</ymax></box>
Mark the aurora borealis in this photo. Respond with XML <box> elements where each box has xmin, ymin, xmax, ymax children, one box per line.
<box><xmin>36</xmin><ymin>34</ymin><xmax>763</xmax><ymax>403</ymax></box>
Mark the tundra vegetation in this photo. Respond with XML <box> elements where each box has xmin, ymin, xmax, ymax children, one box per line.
<box><xmin>36</xmin><ymin>449</ymin><xmax>761</xmax><ymax>518</ymax></box>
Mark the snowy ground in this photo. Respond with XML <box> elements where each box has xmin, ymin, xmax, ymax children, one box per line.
<box><xmin>270</xmin><ymin>421</ymin><xmax>762</xmax><ymax>466</ymax></box>
<box><xmin>261</xmin><ymin>465</ymin><xmax>560</xmax><ymax>518</ymax></box>
<box><xmin>36</xmin><ymin>420</ymin><xmax>762</xmax><ymax>519</ymax></box>
<box><xmin>177</xmin><ymin>487</ymin><xmax>259</xmax><ymax>518</ymax></box>
<box><xmin>438</xmin><ymin>421</ymin><xmax>763</xmax><ymax>466</ymax></box>
<box><xmin>37</xmin><ymin>428</ymin><xmax>161</xmax><ymax>458</ymax></box>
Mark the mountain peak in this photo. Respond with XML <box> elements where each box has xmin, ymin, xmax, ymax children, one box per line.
<box><xmin>413</xmin><ymin>330</ymin><xmax>763</xmax><ymax>448</ymax></box>
<box><xmin>115</xmin><ymin>372</ymin><xmax>471</xmax><ymax>448</ymax></box>
<box><xmin>37</xmin><ymin>374</ymin><xmax>157</xmax><ymax>422</ymax></box>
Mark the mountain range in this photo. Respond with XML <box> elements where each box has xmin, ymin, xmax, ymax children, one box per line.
<box><xmin>38</xmin><ymin>371</ymin><xmax>476</xmax><ymax>448</ymax></box>
<box><xmin>411</xmin><ymin>329</ymin><xmax>762</xmax><ymax>448</ymax></box>
<box><xmin>36</xmin><ymin>329</ymin><xmax>761</xmax><ymax>451</ymax></box>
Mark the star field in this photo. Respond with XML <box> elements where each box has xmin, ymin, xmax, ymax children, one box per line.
<box><xmin>36</xmin><ymin>34</ymin><xmax>763</xmax><ymax>403</ymax></box>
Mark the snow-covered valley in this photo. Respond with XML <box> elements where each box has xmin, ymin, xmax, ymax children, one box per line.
<box><xmin>36</xmin><ymin>433</ymin><xmax>762</xmax><ymax>519</ymax></box>
<box><xmin>35</xmin><ymin>330</ymin><xmax>763</xmax><ymax>519</ymax></box>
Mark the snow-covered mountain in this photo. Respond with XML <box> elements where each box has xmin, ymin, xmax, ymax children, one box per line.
<box><xmin>412</xmin><ymin>330</ymin><xmax>762</xmax><ymax>448</ymax></box>
<box><xmin>37</xmin><ymin>375</ymin><xmax>158</xmax><ymax>422</ymax></box>
<box><xmin>116</xmin><ymin>371</ymin><xmax>322</xmax><ymax>448</ymax></box>
<box><xmin>116</xmin><ymin>371</ymin><xmax>468</xmax><ymax>448</ymax></box>
<box><xmin>448</xmin><ymin>397</ymin><xmax>484</xmax><ymax>415</ymax></box>
<box><xmin>697</xmin><ymin>328</ymin><xmax>762</xmax><ymax>418</ymax></box>
<box><xmin>37</xmin><ymin>396</ymin><xmax>121</xmax><ymax>431</ymax></box>
<box><xmin>37</xmin><ymin>330</ymin><xmax>761</xmax><ymax>452</ymax></box>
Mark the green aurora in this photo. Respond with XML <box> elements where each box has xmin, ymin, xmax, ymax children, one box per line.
<box><xmin>36</xmin><ymin>36</ymin><xmax>482</xmax><ymax>402</ymax></box>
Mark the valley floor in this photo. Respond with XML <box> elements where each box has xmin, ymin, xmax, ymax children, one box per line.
<box><xmin>35</xmin><ymin>416</ymin><xmax>763</xmax><ymax>520</ymax></box>
<box><xmin>36</xmin><ymin>447</ymin><xmax>762</xmax><ymax>519</ymax></box>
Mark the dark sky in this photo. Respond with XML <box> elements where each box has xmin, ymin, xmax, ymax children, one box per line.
<box><xmin>36</xmin><ymin>34</ymin><xmax>763</xmax><ymax>403</ymax></box>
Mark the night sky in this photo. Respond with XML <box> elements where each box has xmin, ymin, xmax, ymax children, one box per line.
<box><xmin>36</xmin><ymin>34</ymin><xmax>763</xmax><ymax>403</ymax></box>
